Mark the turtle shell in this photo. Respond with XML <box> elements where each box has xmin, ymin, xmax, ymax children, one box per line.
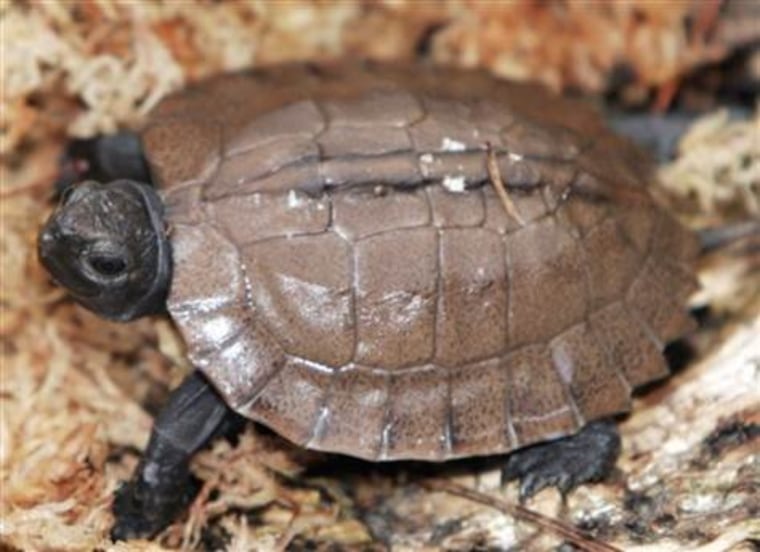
<box><xmin>142</xmin><ymin>63</ymin><xmax>699</xmax><ymax>461</ymax></box>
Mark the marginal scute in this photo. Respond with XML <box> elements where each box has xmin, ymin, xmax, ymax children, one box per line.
<box><xmin>654</xmin><ymin>258</ymin><xmax>700</xmax><ymax>307</ymax></box>
<box><xmin>383</xmin><ymin>366</ymin><xmax>449</xmax><ymax>459</ymax></box>
<box><xmin>506</xmin><ymin>345</ymin><xmax>579</xmax><ymax>446</ymax></box>
<box><xmin>589</xmin><ymin>301</ymin><xmax>669</xmax><ymax>387</ymax></box>
<box><xmin>450</xmin><ymin>357</ymin><xmax>512</xmax><ymax>456</ymax></box>
<box><xmin>627</xmin><ymin>257</ymin><xmax>698</xmax><ymax>344</ymax></box>
<box><xmin>173</xmin><ymin>302</ymin><xmax>246</xmax><ymax>360</ymax></box>
<box><xmin>550</xmin><ymin>321</ymin><xmax>631</xmax><ymax>421</ymax></box>
<box><xmin>317</xmin><ymin>365</ymin><xmax>388</xmax><ymax>458</ymax></box>
<box><xmin>199</xmin><ymin>318</ymin><xmax>286</xmax><ymax>410</ymax></box>
<box><xmin>247</xmin><ymin>358</ymin><xmax>333</xmax><ymax>446</ymax></box>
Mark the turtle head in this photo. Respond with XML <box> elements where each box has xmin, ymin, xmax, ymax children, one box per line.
<box><xmin>38</xmin><ymin>180</ymin><xmax>171</xmax><ymax>321</ymax></box>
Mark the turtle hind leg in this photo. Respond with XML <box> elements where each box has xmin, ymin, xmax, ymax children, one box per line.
<box><xmin>111</xmin><ymin>371</ymin><xmax>233</xmax><ymax>541</ymax></box>
<box><xmin>501</xmin><ymin>420</ymin><xmax>621</xmax><ymax>500</ymax></box>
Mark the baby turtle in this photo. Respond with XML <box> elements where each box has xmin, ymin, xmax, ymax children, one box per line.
<box><xmin>38</xmin><ymin>62</ymin><xmax>699</xmax><ymax>539</ymax></box>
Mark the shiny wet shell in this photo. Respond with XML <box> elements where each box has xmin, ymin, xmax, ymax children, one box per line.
<box><xmin>143</xmin><ymin>63</ymin><xmax>699</xmax><ymax>461</ymax></box>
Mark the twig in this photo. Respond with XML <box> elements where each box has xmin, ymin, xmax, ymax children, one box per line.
<box><xmin>422</xmin><ymin>479</ymin><xmax>622</xmax><ymax>552</ymax></box>
<box><xmin>486</xmin><ymin>143</ymin><xmax>526</xmax><ymax>226</ymax></box>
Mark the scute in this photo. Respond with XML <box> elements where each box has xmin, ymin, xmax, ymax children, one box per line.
<box><xmin>225</xmin><ymin>100</ymin><xmax>325</xmax><ymax>156</ymax></box>
<box><xmin>506</xmin><ymin>344</ymin><xmax>579</xmax><ymax>446</ymax></box>
<box><xmin>155</xmin><ymin>64</ymin><xmax>699</xmax><ymax>462</ymax></box>
<box><xmin>589</xmin><ymin>302</ymin><xmax>669</xmax><ymax>387</ymax></box>
<box><xmin>507</xmin><ymin>216</ymin><xmax>589</xmax><ymax>346</ymax></box>
<box><xmin>245</xmin><ymin>357</ymin><xmax>332</xmax><ymax>446</ymax></box>
<box><xmin>316</xmin><ymin>365</ymin><xmax>389</xmax><ymax>458</ymax></box>
<box><xmin>242</xmin><ymin>233</ymin><xmax>354</xmax><ymax>368</ymax></box>
<box><xmin>435</xmin><ymin>228</ymin><xmax>508</xmax><ymax>366</ymax></box>
<box><xmin>210</xmin><ymin>190</ymin><xmax>330</xmax><ymax>244</ymax></box>
<box><xmin>549</xmin><ymin>321</ymin><xmax>632</xmax><ymax>421</ymax></box>
<box><xmin>355</xmin><ymin>227</ymin><xmax>437</xmax><ymax>368</ymax></box>
<box><xmin>142</xmin><ymin>118</ymin><xmax>221</xmax><ymax>189</ymax></box>
<box><xmin>384</xmin><ymin>366</ymin><xmax>450</xmax><ymax>459</ymax></box>
<box><xmin>332</xmin><ymin>186</ymin><xmax>430</xmax><ymax>241</ymax></box>
<box><xmin>449</xmin><ymin>358</ymin><xmax>512</xmax><ymax>456</ymax></box>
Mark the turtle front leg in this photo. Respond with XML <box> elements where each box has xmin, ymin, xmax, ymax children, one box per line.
<box><xmin>111</xmin><ymin>371</ymin><xmax>232</xmax><ymax>541</ymax></box>
<box><xmin>501</xmin><ymin>420</ymin><xmax>621</xmax><ymax>499</ymax></box>
<box><xmin>55</xmin><ymin>131</ymin><xmax>152</xmax><ymax>196</ymax></box>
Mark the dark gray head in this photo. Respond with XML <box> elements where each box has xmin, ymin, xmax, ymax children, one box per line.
<box><xmin>38</xmin><ymin>180</ymin><xmax>171</xmax><ymax>321</ymax></box>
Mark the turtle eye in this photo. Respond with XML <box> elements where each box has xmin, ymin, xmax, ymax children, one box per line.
<box><xmin>88</xmin><ymin>253</ymin><xmax>127</xmax><ymax>277</ymax></box>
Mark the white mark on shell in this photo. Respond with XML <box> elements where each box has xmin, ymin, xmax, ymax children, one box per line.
<box><xmin>287</xmin><ymin>189</ymin><xmax>302</xmax><ymax>208</ymax></box>
<box><xmin>200</xmin><ymin>315</ymin><xmax>236</xmax><ymax>343</ymax></box>
<box><xmin>442</xmin><ymin>137</ymin><xmax>466</xmax><ymax>152</ymax></box>
<box><xmin>442</xmin><ymin>175</ymin><xmax>466</xmax><ymax>193</ymax></box>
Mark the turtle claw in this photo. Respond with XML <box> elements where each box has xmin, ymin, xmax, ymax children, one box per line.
<box><xmin>111</xmin><ymin>481</ymin><xmax>161</xmax><ymax>541</ymax></box>
<box><xmin>514</xmin><ymin>471</ymin><xmax>574</xmax><ymax>501</ymax></box>
<box><xmin>502</xmin><ymin>420</ymin><xmax>621</xmax><ymax>501</ymax></box>
<box><xmin>111</xmin><ymin>465</ymin><xmax>199</xmax><ymax>541</ymax></box>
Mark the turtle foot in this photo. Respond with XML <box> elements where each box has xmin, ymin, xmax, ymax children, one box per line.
<box><xmin>110</xmin><ymin>462</ymin><xmax>199</xmax><ymax>541</ymax></box>
<box><xmin>501</xmin><ymin>420</ymin><xmax>621</xmax><ymax>500</ymax></box>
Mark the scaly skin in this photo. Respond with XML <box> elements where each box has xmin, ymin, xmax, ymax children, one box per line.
<box><xmin>502</xmin><ymin>420</ymin><xmax>621</xmax><ymax>499</ymax></box>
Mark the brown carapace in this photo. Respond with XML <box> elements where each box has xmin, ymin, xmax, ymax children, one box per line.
<box><xmin>143</xmin><ymin>63</ymin><xmax>698</xmax><ymax>462</ymax></box>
